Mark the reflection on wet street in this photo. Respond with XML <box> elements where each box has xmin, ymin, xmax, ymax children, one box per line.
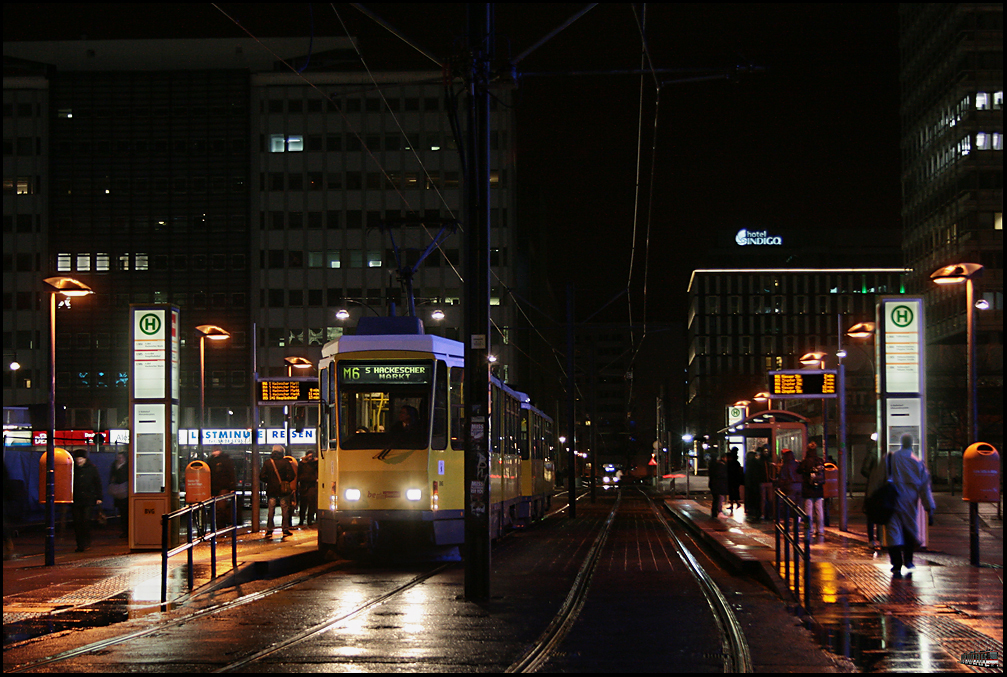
<box><xmin>793</xmin><ymin>530</ymin><xmax>1003</xmax><ymax>673</ymax></box>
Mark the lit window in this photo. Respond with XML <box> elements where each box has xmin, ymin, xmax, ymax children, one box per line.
<box><xmin>76</xmin><ymin>253</ymin><xmax>91</xmax><ymax>271</ymax></box>
<box><xmin>366</xmin><ymin>251</ymin><xmax>382</xmax><ymax>268</ymax></box>
<box><xmin>135</xmin><ymin>253</ymin><xmax>149</xmax><ymax>270</ymax></box>
<box><xmin>326</xmin><ymin>251</ymin><xmax>341</xmax><ymax>269</ymax></box>
<box><xmin>57</xmin><ymin>253</ymin><xmax>72</xmax><ymax>272</ymax></box>
<box><xmin>58</xmin><ymin>108</ymin><xmax>73</xmax><ymax>119</ymax></box>
<box><xmin>287</xmin><ymin>135</ymin><xmax>303</xmax><ymax>152</ymax></box>
<box><xmin>96</xmin><ymin>253</ymin><xmax>110</xmax><ymax>271</ymax></box>
<box><xmin>993</xmin><ymin>133</ymin><xmax>1002</xmax><ymax>151</ymax></box>
<box><xmin>976</xmin><ymin>92</ymin><xmax>989</xmax><ymax>110</ymax></box>
<box><xmin>269</xmin><ymin>134</ymin><xmax>285</xmax><ymax>153</ymax></box>
<box><xmin>994</xmin><ymin>91</ymin><xmax>1004</xmax><ymax>110</ymax></box>
<box><xmin>976</xmin><ymin>132</ymin><xmax>990</xmax><ymax>150</ymax></box>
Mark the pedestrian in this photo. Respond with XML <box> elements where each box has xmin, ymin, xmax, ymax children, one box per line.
<box><xmin>775</xmin><ymin>448</ymin><xmax>802</xmax><ymax>518</ymax></box>
<box><xmin>708</xmin><ymin>452</ymin><xmax>729</xmax><ymax>518</ymax></box>
<box><xmin>759</xmin><ymin>446</ymin><xmax>778</xmax><ymax>521</ymax></box>
<box><xmin>71</xmin><ymin>449</ymin><xmax>103</xmax><ymax>552</ymax></box>
<box><xmin>799</xmin><ymin>442</ymin><xmax>826</xmax><ymax>537</ymax></box>
<box><xmin>860</xmin><ymin>443</ymin><xmax>881</xmax><ymax>550</ymax></box>
<box><xmin>884</xmin><ymin>433</ymin><xmax>936</xmax><ymax>577</ymax></box>
<box><xmin>745</xmin><ymin>449</ymin><xmax>760</xmax><ymax>517</ymax></box>
<box><xmin>261</xmin><ymin>445</ymin><xmax>296</xmax><ymax>537</ymax></box>
<box><xmin>207</xmin><ymin>446</ymin><xmax>237</xmax><ymax>528</ymax></box>
<box><xmin>108</xmin><ymin>450</ymin><xmax>129</xmax><ymax>537</ymax></box>
<box><xmin>297</xmin><ymin>451</ymin><xmax>318</xmax><ymax>527</ymax></box>
<box><xmin>726</xmin><ymin>447</ymin><xmax>744</xmax><ymax>514</ymax></box>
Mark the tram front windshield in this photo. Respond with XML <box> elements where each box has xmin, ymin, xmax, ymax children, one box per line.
<box><xmin>337</xmin><ymin>360</ymin><xmax>433</xmax><ymax>450</ymax></box>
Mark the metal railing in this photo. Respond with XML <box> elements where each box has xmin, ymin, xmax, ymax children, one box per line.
<box><xmin>774</xmin><ymin>489</ymin><xmax>811</xmax><ymax>612</ymax></box>
<box><xmin>161</xmin><ymin>493</ymin><xmax>238</xmax><ymax>604</ymax></box>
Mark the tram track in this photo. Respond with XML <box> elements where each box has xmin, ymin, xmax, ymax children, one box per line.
<box><xmin>5</xmin><ymin>490</ymin><xmax>752</xmax><ymax>673</ymax></box>
<box><xmin>507</xmin><ymin>489</ymin><xmax>751</xmax><ymax>673</ymax></box>
<box><xmin>3</xmin><ymin>559</ymin><xmax>453</xmax><ymax>674</ymax></box>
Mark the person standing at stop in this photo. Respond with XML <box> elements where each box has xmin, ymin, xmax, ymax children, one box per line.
<box><xmin>261</xmin><ymin>445</ymin><xmax>295</xmax><ymax>537</ymax></box>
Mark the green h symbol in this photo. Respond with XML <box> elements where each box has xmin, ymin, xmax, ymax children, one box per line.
<box><xmin>140</xmin><ymin>313</ymin><xmax>161</xmax><ymax>335</ymax></box>
<box><xmin>891</xmin><ymin>305</ymin><xmax>913</xmax><ymax>327</ymax></box>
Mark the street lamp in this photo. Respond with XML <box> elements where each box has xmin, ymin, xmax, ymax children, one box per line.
<box><xmin>195</xmin><ymin>325</ymin><xmax>230</xmax><ymax>459</ymax></box>
<box><xmin>799</xmin><ymin>352</ymin><xmax>827</xmax><ymax>367</ymax></box>
<box><xmin>42</xmin><ymin>276</ymin><xmax>93</xmax><ymax>566</ymax></box>
<box><xmin>931</xmin><ymin>262</ymin><xmax>984</xmax><ymax>567</ymax></box>
<box><xmin>930</xmin><ymin>263</ymin><xmax>983</xmax><ymax>445</ymax></box>
<box><xmin>284</xmin><ymin>356</ymin><xmax>313</xmax><ymax>376</ymax></box>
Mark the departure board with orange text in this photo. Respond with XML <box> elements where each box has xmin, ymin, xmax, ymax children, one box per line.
<box><xmin>768</xmin><ymin>370</ymin><xmax>838</xmax><ymax>398</ymax></box>
<box><xmin>258</xmin><ymin>378</ymin><xmax>320</xmax><ymax>404</ymax></box>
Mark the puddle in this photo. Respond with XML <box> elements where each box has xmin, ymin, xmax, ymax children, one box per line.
<box><xmin>815</xmin><ymin>612</ymin><xmax>966</xmax><ymax>672</ymax></box>
<box><xmin>3</xmin><ymin>592</ymin><xmax>176</xmax><ymax>647</ymax></box>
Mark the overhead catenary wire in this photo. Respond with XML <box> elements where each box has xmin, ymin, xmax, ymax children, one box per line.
<box><xmin>213</xmin><ymin>3</ymin><xmax>564</xmax><ymax>384</ymax></box>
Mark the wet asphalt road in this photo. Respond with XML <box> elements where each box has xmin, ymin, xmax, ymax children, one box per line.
<box><xmin>3</xmin><ymin>491</ymin><xmax>847</xmax><ymax>672</ymax></box>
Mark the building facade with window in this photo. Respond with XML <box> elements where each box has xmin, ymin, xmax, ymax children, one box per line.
<box><xmin>686</xmin><ymin>267</ymin><xmax>908</xmax><ymax>474</ymax></box>
<box><xmin>900</xmin><ymin>4</ymin><xmax>1003</xmax><ymax>452</ymax></box>
<box><xmin>3</xmin><ymin>38</ymin><xmax>523</xmax><ymax>437</ymax></box>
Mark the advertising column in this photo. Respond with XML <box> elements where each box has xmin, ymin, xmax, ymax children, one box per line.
<box><xmin>129</xmin><ymin>305</ymin><xmax>180</xmax><ymax>549</ymax></box>
<box><xmin>876</xmin><ymin>297</ymin><xmax>927</xmax><ymax>546</ymax></box>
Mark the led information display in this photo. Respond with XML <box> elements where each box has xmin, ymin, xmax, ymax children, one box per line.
<box><xmin>768</xmin><ymin>370</ymin><xmax>838</xmax><ymax>399</ymax></box>
<box><xmin>258</xmin><ymin>378</ymin><xmax>319</xmax><ymax>404</ymax></box>
<box><xmin>337</xmin><ymin>360</ymin><xmax>433</xmax><ymax>385</ymax></box>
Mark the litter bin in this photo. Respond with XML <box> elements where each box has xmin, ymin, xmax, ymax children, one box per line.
<box><xmin>962</xmin><ymin>443</ymin><xmax>999</xmax><ymax>503</ymax></box>
<box><xmin>38</xmin><ymin>447</ymin><xmax>74</xmax><ymax>504</ymax></box>
<box><xmin>185</xmin><ymin>460</ymin><xmax>212</xmax><ymax>503</ymax></box>
<box><xmin>823</xmin><ymin>462</ymin><xmax>839</xmax><ymax>498</ymax></box>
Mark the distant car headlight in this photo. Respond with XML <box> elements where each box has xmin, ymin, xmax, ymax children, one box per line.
<box><xmin>405</xmin><ymin>489</ymin><xmax>422</xmax><ymax>501</ymax></box>
<box><xmin>344</xmin><ymin>488</ymin><xmax>361</xmax><ymax>501</ymax></box>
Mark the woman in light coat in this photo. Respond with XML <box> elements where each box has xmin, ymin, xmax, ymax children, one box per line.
<box><xmin>884</xmin><ymin>433</ymin><xmax>936</xmax><ymax>576</ymax></box>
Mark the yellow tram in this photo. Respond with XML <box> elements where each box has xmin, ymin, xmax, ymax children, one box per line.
<box><xmin>316</xmin><ymin>317</ymin><xmax>554</xmax><ymax>557</ymax></box>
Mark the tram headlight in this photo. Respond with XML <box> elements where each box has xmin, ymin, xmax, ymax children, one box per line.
<box><xmin>344</xmin><ymin>488</ymin><xmax>361</xmax><ymax>502</ymax></box>
<box><xmin>405</xmin><ymin>489</ymin><xmax>422</xmax><ymax>502</ymax></box>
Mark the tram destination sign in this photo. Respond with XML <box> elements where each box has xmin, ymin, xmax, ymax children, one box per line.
<box><xmin>768</xmin><ymin>369</ymin><xmax>838</xmax><ymax>399</ymax></box>
<box><xmin>337</xmin><ymin>360</ymin><xmax>433</xmax><ymax>385</ymax></box>
<box><xmin>258</xmin><ymin>377</ymin><xmax>319</xmax><ymax>404</ymax></box>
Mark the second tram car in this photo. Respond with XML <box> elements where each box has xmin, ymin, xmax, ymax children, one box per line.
<box><xmin>316</xmin><ymin>316</ymin><xmax>554</xmax><ymax>557</ymax></box>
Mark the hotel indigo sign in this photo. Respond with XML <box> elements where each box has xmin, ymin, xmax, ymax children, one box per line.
<box><xmin>735</xmin><ymin>228</ymin><xmax>783</xmax><ymax>246</ymax></box>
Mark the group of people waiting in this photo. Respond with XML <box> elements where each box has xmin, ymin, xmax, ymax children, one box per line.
<box><xmin>258</xmin><ymin>444</ymin><xmax>318</xmax><ymax>538</ymax></box>
<box><xmin>708</xmin><ymin>433</ymin><xmax>936</xmax><ymax>578</ymax></box>
<box><xmin>58</xmin><ymin>444</ymin><xmax>320</xmax><ymax>552</ymax></box>
<box><xmin>708</xmin><ymin>442</ymin><xmax>830</xmax><ymax>534</ymax></box>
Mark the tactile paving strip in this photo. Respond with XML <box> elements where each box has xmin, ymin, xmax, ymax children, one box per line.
<box><xmin>3</xmin><ymin>565</ymin><xmax>162</xmax><ymax>624</ymax></box>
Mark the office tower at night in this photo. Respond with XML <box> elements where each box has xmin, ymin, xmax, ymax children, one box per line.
<box><xmin>3</xmin><ymin>38</ymin><xmax>523</xmax><ymax>440</ymax></box>
<box><xmin>899</xmin><ymin>4</ymin><xmax>1003</xmax><ymax>450</ymax></box>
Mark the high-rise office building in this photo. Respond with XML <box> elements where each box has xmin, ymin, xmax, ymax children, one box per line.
<box><xmin>3</xmin><ymin>38</ymin><xmax>523</xmax><ymax>439</ymax></box>
<box><xmin>899</xmin><ymin>3</ymin><xmax>1003</xmax><ymax>450</ymax></box>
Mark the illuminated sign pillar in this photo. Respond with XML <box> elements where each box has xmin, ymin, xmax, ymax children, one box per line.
<box><xmin>726</xmin><ymin>405</ymin><xmax>747</xmax><ymax>467</ymax></box>
<box><xmin>876</xmin><ymin>297</ymin><xmax>927</xmax><ymax>547</ymax></box>
<box><xmin>129</xmin><ymin>305</ymin><xmax>180</xmax><ymax>550</ymax></box>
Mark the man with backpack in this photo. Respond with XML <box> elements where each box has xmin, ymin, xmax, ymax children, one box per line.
<box><xmin>261</xmin><ymin>445</ymin><xmax>296</xmax><ymax>537</ymax></box>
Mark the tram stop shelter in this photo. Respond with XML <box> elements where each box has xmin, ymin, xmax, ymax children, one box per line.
<box><xmin>718</xmin><ymin>410</ymin><xmax>810</xmax><ymax>460</ymax></box>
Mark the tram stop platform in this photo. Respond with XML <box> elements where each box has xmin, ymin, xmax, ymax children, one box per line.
<box><xmin>3</xmin><ymin>487</ymin><xmax>1004</xmax><ymax>672</ymax></box>
<box><xmin>664</xmin><ymin>478</ymin><xmax>1003</xmax><ymax>672</ymax></box>
<box><xmin>3</xmin><ymin>515</ymin><xmax>321</xmax><ymax>644</ymax></box>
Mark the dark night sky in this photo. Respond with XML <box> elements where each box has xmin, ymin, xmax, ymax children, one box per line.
<box><xmin>4</xmin><ymin>3</ymin><xmax>903</xmax><ymax>380</ymax></box>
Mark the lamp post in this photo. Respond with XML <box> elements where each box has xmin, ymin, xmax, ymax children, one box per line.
<box><xmin>284</xmin><ymin>356</ymin><xmax>313</xmax><ymax>445</ymax></box>
<box><xmin>930</xmin><ymin>262</ymin><xmax>983</xmax><ymax>566</ymax></box>
<box><xmin>195</xmin><ymin>325</ymin><xmax>230</xmax><ymax>459</ymax></box>
<box><xmin>42</xmin><ymin>276</ymin><xmax>93</xmax><ymax>566</ymax></box>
